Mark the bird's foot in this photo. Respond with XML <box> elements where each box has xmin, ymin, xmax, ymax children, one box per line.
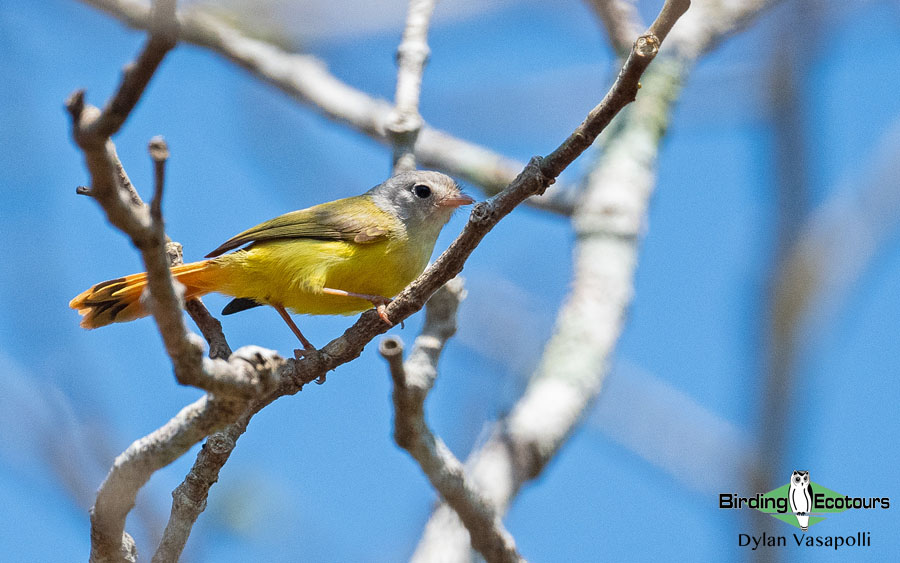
<box><xmin>373</xmin><ymin>298</ymin><xmax>393</xmax><ymax>326</ymax></box>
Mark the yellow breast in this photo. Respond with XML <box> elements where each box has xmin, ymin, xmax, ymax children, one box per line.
<box><xmin>209</xmin><ymin>233</ymin><xmax>432</xmax><ymax>315</ymax></box>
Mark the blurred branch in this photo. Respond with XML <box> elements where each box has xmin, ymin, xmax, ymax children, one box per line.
<box><xmin>586</xmin><ymin>0</ymin><xmax>645</xmax><ymax>56</ymax></box>
<box><xmin>750</xmin><ymin>9</ymin><xmax>812</xmax><ymax>550</ymax></box>
<box><xmin>781</xmin><ymin>119</ymin><xmax>900</xmax><ymax>331</ymax></box>
<box><xmin>381</xmin><ymin>281</ymin><xmax>523</xmax><ymax>563</ymax></box>
<box><xmin>78</xmin><ymin>0</ymin><xmax>575</xmax><ymax>215</ymax></box>
<box><xmin>668</xmin><ymin>0</ymin><xmax>781</xmax><ymax>58</ymax></box>
<box><xmin>388</xmin><ymin>0</ymin><xmax>435</xmax><ymax>173</ymax></box>
<box><xmin>592</xmin><ymin>363</ymin><xmax>758</xmax><ymax>495</ymax></box>
<box><xmin>0</xmin><ymin>357</ymin><xmax>166</xmax><ymax>544</ymax></box>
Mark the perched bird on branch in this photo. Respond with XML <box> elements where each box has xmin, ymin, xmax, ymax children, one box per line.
<box><xmin>71</xmin><ymin>170</ymin><xmax>473</xmax><ymax>354</ymax></box>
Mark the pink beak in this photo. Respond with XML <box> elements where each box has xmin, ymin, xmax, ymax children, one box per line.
<box><xmin>439</xmin><ymin>193</ymin><xmax>475</xmax><ymax>208</ymax></box>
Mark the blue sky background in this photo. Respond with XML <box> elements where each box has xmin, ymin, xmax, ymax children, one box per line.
<box><xmin>2</xmin><ymin>0</ymin><xmax>900</xmax><ymax>561</ymax></box>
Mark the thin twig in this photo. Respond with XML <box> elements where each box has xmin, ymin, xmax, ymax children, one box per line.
<box><xmin>112</xmin><ymin>138</ymin><xmax>233</xmax><ymax>360</ymax></box>
<box><xmin>84</xmin><ymin>0</ymin><xmax>176</xmax><ymax>140</ymax></box>
<box><xmin>541</xmin><ymin>0</ymin><xmax>690</xmax><ymax>179</ymax></box>
<box><xmin>184</xmin><ymin>300</ymin><xmax>232</xmax><ymax>360</ymax></box>
<box><xmin>388</xmin><ymin>0</ymin><xmax>436</xmax><ymax>173</ymax></box>
<box><xmin>148</xmin><ymin>135</ymin><xmax>169</xmax><ymax>221</ymax></box>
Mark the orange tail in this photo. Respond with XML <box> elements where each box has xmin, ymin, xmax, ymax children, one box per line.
<box><xmin>69</xmin><ymin>260</ymin><xmax>217</xmax><ymax>329</ymax></box>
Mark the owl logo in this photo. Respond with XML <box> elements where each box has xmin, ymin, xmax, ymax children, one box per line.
<box><xmin>789</xmin><ymin>470</ymin><xmax>814</xmax><ymax>531</ymax></box>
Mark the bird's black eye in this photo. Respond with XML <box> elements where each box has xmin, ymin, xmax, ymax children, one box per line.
<box><xmin>413</xmin><ymin>184</ymin><xmax>432</xmax><ymax>198</ymax></box>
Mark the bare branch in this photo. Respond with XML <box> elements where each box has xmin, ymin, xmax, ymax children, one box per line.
<box><xmin>649</xmin><ymin>0</ymin><xmax>691</xmax><ymax>43</ymax></box>
<box><xmin>586</xmin><ymin>0</ymin><xmax>645</xmax><ymax>56</ymax></box>
<box><xmin>382</xmin><ymin>281</ymin><xmax>523</xmax><ymax>563</ymax></box>
<box><xmin>114</xmin><ymin>144</ymin><xmax>143</xmax><ymax>206</ymax></box>
<box><xmin>77</xmin><ymin>0</ymin><xmax>575</xmax><ymax>215</ymax></box>
<box><xmin>83</xmin><ymin>0</ymin><xmax>176</xmax><ymax>140</ymax></box>
<box><xmin>184</xmin><ymin>299</ymin><xmax>233</xmax><ymax>360</ymax></box>
<box><xmin>112</xmin><ymin>148</ymin><xmax>233</xmax><ymax>363</ymax></box>
<box><xmin>402</xmin><ymin>277</ymin><xmax>467</xmax><ymax>385</ymax></box>
<box><xmin>388</xmin><ymin>0</ymin><xmax>436</xmax><ymax>173</ymax></box>
<box><xmin>541</xmin><ymin>0</ymin><xmax>690</xmax><ymax>179</ymax></box>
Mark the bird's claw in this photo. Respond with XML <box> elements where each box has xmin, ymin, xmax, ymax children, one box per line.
<box><xmin>374</xmin><ymin>299</ymin><xmax>393</xmax><ymax>326</ymax></box>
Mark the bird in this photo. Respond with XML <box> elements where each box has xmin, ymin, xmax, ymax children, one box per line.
<box><xmin>70</xmin><ymin>170</ymin><xmax>474</xmax><ymax>355</ymax></box>
<box><xmin>789</xmin><ymin>470</ymin><xmax>813</xmax><ymax>532</ymax></box>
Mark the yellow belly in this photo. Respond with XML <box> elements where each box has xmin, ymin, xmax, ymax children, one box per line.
<box><xmin>207</xmin><ymin>236</ymin><xmax>430</xmax><ymax>315</ymax></box>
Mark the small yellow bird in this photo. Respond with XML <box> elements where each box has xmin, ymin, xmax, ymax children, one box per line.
<box><xmin>70</xmin><ymin>171</ymin><xmax>473</xmax><ymax>353</ymax></box>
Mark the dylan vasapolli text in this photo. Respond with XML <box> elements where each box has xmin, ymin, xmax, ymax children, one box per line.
<box><xmin>739</xmin><ymin>532</ymin><xmax>871</xmax><ymax>551</ymax></box>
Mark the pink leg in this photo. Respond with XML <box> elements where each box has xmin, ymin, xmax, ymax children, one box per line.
<box><xmin>273</xmin><ymin>304</ymin><xmax>316</xmax><ymax>358</ymax></box>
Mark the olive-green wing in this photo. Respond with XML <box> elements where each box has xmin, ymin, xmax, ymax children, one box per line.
<box><xmin>205</xmin><ymin>195</ymin><xmax>394</xmax><ymax>258</ymax></box>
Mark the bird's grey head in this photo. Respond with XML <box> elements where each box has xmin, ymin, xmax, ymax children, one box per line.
<box><xmin>368</xmin><ymin>171</ymin><xmax>474</xmax><ymax>234</ymax></box>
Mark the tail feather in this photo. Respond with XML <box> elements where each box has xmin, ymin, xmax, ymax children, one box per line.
<box><xmin>70</xmin><ymin>260</ymin><xmax>215</xmax><ymax>329</ymax></box>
